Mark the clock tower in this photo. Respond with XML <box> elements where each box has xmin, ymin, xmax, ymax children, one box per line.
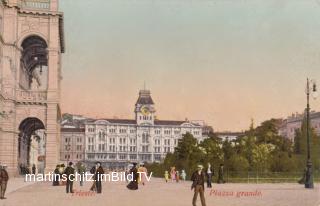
<box><xmin>135</xmin><ymin>90</ymin><xmax>156</xmax><ymax>125</ymax></box>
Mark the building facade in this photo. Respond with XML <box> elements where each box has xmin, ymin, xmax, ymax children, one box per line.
<box><xmin>0</xmin><ymin>0</ymin><xmax>65</xmax><ymax>175</ymax></box>
<box><xmin>83</xmin><ymin>89</ymin><xmax>206</xmax><ymax>169</ymax></box>
<box><xmin>60</xmin><ymin>128</ymin><xmax>85</xmax><ymax>164</ymax></box>
<box><xmin>279</xmin><ymin>111</ymin><xmax>320</xmax><ymax>141</ymax></box>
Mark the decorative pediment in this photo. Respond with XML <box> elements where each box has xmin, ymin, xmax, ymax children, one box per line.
<box><xmin>94</xmin><ymin>119</ymin><xmax>110</xmax><ymax>125</ymax></box>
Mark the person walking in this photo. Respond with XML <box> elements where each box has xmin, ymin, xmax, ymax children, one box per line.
<box><xmin>0</xmin><ymin>164</ymin><xmax>9</xmax><ymax>200</ymax></box>
<box><xmin>127</xmin><ymin>163</ymin><xmax>139</xmax><ymax>190</ymax></box>
<box><xmin>191</xmin><ymin>165</ymin><xmax>206</xmax><ymax>206</ymax></box>
<box><xmin>181</xmin><ymin>170</ymin><xmax>187</xmax><ymax>181</ymax></box>
<box><xmin>32</xmin><ymin>164</ymin><xmax>36</xmax><ymax>174</ymax></box>
<box><xmin>217</xmin><ymin>164</ymin><xmax>225</xmax><ymax>184</ymax></box>
<box><xmin>170</xmin><ymin>167</ymin><xmax>176</xmax><ymax>182</ymax></box>
<box><xmin>90</xmin><ymin>162</ymin><xmax>104</xmax><ymax>193</ymax></box>
<box><xmin>95</xmin><ymin>162</ymin><xmax>104</xmax><ymax>193</ymax></box>
<box><xmin>164</xmin><ymin>171</ymin><xmax>169</xmax><ymax>183</ymax></box>
<box><xmin>53</xmin><ymin>165</ymin><xmax>60</xmax><ymax>186</ymax></box>
<box><xmin>206</xmin><ymin>163</ymin><xmax>214</xmax><ymax>188</ymax></box>
<box><xmin>138</xmin><ymin>163</ymin><xmax>147</xmax><ymax>186</ymax></box>
<box><xmin>176</xmin><ymin>171</ymin><xmax>180</xmax><ymax>183</ymax></box>
<box><xmin>78</xmin><ymin>162</ymin><xmax>86</xmax><ymax>187</ymax></box>
<box><xmin>64</xmin><ymin>162</ymin><xmax>75</xmax><ymax>193</ymax></box>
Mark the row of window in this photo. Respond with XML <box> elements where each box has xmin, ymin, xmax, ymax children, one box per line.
<box><xmin>87</xmin><ymin>127</ymin><xmax>200</xmax><ymax>136</ymax></box>
<box><xmin>86</xmin><ymin>145</ymin><xmax>175</xmax><ymax>153</ymax></box>
<box><xmin>88</xmin><ymin>128</ymin><xmax>136</xmax><ymax>134</ymax></box>
<box><xmin>139</xmin><ymin>115</ymin><xmax>152</xmax><ymax>120</ymax></box>
<box><xmin>87</xmin><ymin>154</ymin><xmax>138</xmax><ymax>160</ymax></box>
<box><xmin>63</xmin><ymin>154</ymin><xmax>83</xmax><ymax>160</ymax></box>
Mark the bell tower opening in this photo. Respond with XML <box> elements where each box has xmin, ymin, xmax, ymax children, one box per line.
<box><xmin>20</xmin><ymin>35</ymin><xmax>48</xmax><ymax>90</ymax></box>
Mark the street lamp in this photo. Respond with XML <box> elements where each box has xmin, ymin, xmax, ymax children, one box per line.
<box><xmin>304</xmin><ymin>78</ymin><xmax>317</xmax><ymax>189</ymax></box>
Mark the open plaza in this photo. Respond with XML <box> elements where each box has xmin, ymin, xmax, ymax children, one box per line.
<box><xmin>1</xmin><ymin>178</ymin><xmax>319</xmax><ymax>206</ymax></box>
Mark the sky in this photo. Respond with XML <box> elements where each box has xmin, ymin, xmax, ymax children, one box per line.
<box><xmin>59</xmin><ymin>0</ymin><xmax>320</xmax><ymax>131</ymax></box>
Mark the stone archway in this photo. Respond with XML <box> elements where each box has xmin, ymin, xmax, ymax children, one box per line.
<box><xmin>18</xmin><ymin>117</ymin><xmax>45</xmax><ymax>174</ymax></box>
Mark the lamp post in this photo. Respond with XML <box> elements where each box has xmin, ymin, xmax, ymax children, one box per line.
<box><xmin>304</xmin><ymin>78</ymin><xmax>317</xmax><ymax>189</ymax></box>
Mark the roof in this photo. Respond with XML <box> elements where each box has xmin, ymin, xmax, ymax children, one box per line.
<box><xmin>154</xmin><ymin>120</ymin><xmax>186</xmax><ymax>126</ymax></box>
<box><xmin>135</xmin><ymin>90</ymin><xmax>154</xmax><ymax>105</ymax></box>
<box><xmin>105</xmin><ymin>119</ymin><xmax>136</xmax><ymax>124</ymax></box>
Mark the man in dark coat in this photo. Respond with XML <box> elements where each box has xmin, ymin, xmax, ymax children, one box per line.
<box><xmin>191</xmin><ymin>165</ymin><xmax>206</xmax><ymax>206</ymax></box>
<box><xmin>217</xmin><ymin>164</ymin><xmax>225</xmax><ymax>184</ymax></box>
<box><xmin>32</xmin><ymin>164</ymin><xmax>36</xmax><ymax>174</ymax></box>
<box><xmin>53</xmin><ymin>165</ymin><xmax>60</xmax><ymax>186</ymax></box>
<box><xmin>90</xmin><ymin>162</ymin><xmax>104</xmax><ymax>193</ymax></box>
<box><xmin>127</xmin><ymin>163</ymin><xmax>138</xmax><ymax>190</ymax></box>
<box><xmin>64</xmin><ymin>162</ymin><xmax>75</xmax><ymax>193</ymax></box>
<box><xmin>0</xmin><ymin>164</ymin><xmax>9</xmax><ymax>200</ymax></box>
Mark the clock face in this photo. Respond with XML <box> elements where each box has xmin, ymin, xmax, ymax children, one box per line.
<box><xmin>140</xmin><ymin>106</ymin><xmax>150</xmax><ymax>116</ymax></box>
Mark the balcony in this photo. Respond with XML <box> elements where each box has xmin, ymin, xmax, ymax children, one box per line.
<box><xmin>20</xmin><ymin>0</ymin><xmax>50</xmax><ymax>10</ymax></box>
<box><xmin>16</xmin><ymin>90</ymin><xmax>47</xmax><ymax>104</ymax></box>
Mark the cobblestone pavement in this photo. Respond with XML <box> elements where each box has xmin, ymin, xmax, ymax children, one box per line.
<box><xmin>1</xmin><ymin>178</ymin><xmax>319</xmax><ymax>206</ymax></box>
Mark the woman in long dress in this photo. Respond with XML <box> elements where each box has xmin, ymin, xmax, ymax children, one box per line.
<box><xmin>127</xmin><ymin>163</ymin><xmax>139</xmax><ymax>190</ymax></box>
<box><xmin>138</xmin><ymin>163</ymin><xmax>148</xmax><ymax>186</ymax></box>
<box><xmin>170</xmin><ymin>167</ymin><xmax>176</xmax><ymax>182</ymax></box>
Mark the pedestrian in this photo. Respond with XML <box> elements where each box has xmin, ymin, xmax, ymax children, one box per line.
<box><xmin>53</xmin><ymin>165</ymin><xmax>60</xmax><ymax>186</ymax></box>
<box><xmin>176</xmin><ymin>171</ymin><xmax>180</xmax><ymax>183</ymax></box>
<box><xmin>217</xmin><ymin>164</ymin><xmax>225</xmax><ymax>184</ymax></box>
<box><xmin>138</xmin><ymin>163</ymin><xmax>147</xmax><ymax>186</ymax></box>
<box><xmin>90</xmin><ymin>162</ymin><xmax>104</xmax><ymax>193</ymax></box>
<box><xmin>78</xmin><ymin>162</ymin><xmax>86</xmax><ymax>187</ymax></box>
<box><xmin>64</xmin><ymin>162</ymin><xmax>75</xmax><ymax>193</ymax></box>
<box><xmin>181</xmin><ymin>170</ymin><xmax>186</xmax><ymax>181</ymax></box>
<box><xmin>127</xmin><ymin>163</ymin><xmax>139</xmax><ymax>190</ymax></box>
<box><xmin>191</xmin><ymin>165</ymin><xmax>206</xmax><ymax>206</ymax></box>
<box><xmin>206</xmin><ymin>163</ymin><xmax>214</xmax><ymax>188</ymax></box>
<box><xmin>32</xmin><ymin>164</ymin><xmax>36</xmax><ymax>174</ymax></box>
<box><xmin>0</xmin><ymin>164</ymin><xmax>9</xmax><ymax>200</ymax></box>
<box><xmin>164</xmin><ymin>171</ymin><xmax>169</xmax><ymax>183</ymax></box>
<box><xmin>170</xmin><ymin>167</ymin><xmax>176</xmax><ymax>182</ymax></box>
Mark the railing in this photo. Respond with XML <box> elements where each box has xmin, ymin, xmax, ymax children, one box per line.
<box><xmin>20</xmin><ymin>0</ymin><xmax>50</xmax><ymax>10</ymax></box>
<box><xmin>224</xmin><ymin>171</ymin><xmax>320</xmax><ymax>183</ymax></box>
<box><xmin>16</xmin><ymin>90</ymin><xmax>47</xmax><ymax>103</ymax></box>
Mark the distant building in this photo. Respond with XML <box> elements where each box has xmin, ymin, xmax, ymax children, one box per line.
<box><xmin>83</xmin><ymin>89</ymin><xmax>208</xmax><ymax>169</ymax></box>
<box><xmin>216</xmin><ymin>132</ymin><xmax>244</xmax><ymax>141</ymax></box>
<box><xmin>60</xmin><ymin>128</ymin><xmax>86</xmax><ymax>163</ymax></box>
<box><xmin>279</xmin><ymin>111</ymin><xmax>320</xmax><ymax>141</ymax></box>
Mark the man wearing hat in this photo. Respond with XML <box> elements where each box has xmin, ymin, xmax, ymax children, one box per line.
<box><xmin>64</xmin><ymin>162</ymin><xmax>75</xmax><ymax>193</ymax></box>
<box><xmin>0</xmin><ymin>164</ymin><xmax>9</xmax><ymax>200</ymax></box>
<box><xmin>191</xmin><ymin>165</ymin><xmax>206</xmax><ymax>206</ymax></box>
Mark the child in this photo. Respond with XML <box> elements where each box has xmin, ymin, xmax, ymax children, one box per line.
<box><xmin>181</xmin><ymin>170</ymin><xmax>186</xmax><ymax>181</ymax></box>
<box><xmin>176</xmin><ymin>171</ymin><xmax>180</xmax><ymax>183</ymax></box>
<box><xmin>164</xmin><ymin>171</ymin><xmax>169</xmax><ymax>183</ymax></box>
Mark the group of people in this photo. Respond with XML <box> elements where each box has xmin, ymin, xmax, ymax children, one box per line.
<box><xmin>164</xmin><ymin>167</ymin><xmax>187</xmax><ymax>183</ymax></box>
<box><xmin>53</xmin><ymin>161</ymin><xmax>149</xmax><ymax>194</ymax></box>
<box><xmin>53</xmin><ymin>161</ymin><xmax>104</xmax><ymax>194</ymax></box>
<box><xmin>126</xmin><ymin>162</ymin><xmax>148</xmax><ymax>190</ymax></box>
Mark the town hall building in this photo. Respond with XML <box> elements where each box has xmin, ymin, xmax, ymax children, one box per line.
<box><xmin>82</xmin><ymin>89</ymin><xmax>206</xmax><ymax>169</ymax></box>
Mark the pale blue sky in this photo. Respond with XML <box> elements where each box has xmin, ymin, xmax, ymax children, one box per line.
<box><xmin>59</xmin><ymin>0</ymin><xmax>320</xmax><ymax>131</ymax></box>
